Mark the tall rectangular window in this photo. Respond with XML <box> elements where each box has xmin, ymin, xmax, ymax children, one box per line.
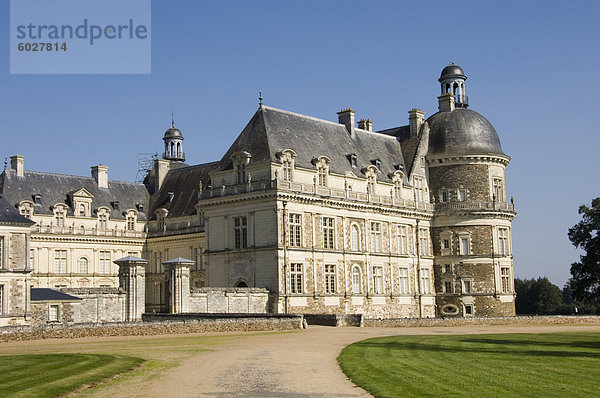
<box><xmin>29</xmin><ymin>248</ymin><xmax>35</xmax><ymax>269</ymax></box>
<box><xmin>350</xmin><ymin>224</ymin><xmax>360</xmax><ymax>251</ymax></box>
<box><xmin>99</xmin><ymin>250</ymin><xmax>111</xmax><ymax>274</ymax></box>
<box><xmin>399</xmin><ymin>267</ymin><xmax>409</xmax><ymax>294</ymax></box>
<box><xmin>290</xmin><ymin>263</ymin><xmax>303</xmax><ymax>294</ymax></box>
<box><xmin>372</xmin><ymin>266</ymin><xmax>383</xmax><ymax>294</ymax></box>
<box><xmin>463</xmin><ymin>279</ymin><xmax>472</xmax><ymax>294</ymax></box>
<box><xmin>394</xmin><ymin>181</ymin><xmax>402</xmax><ymax>199</ymax></box>
<box><xmin>99</xmin><ymin>214</ymin><xmax>108</xmax><ymax>229</ymax></box>
<box><xmin>398</xmin><ymin>225</ymin><xmax>408</xmax><ymax>254</ymax></box>
<box><xmin>460</xmin><ymin>236</ymin><xmax>470</xmax><ymax>255</ymax></box>
<box><xmin>352</xmin><ymin>267</ymin><xmax>361</xmax><ymax>294</ymax></box>
<box><xmin>236</xmin><ymin>164</ymin><xmax>246</xmax><ymax>184</ymax></box>
<box><xmin>0</xmin><ymin>237</ymin><xmax>3</xmax><ymax>268</ymax></box>
<box><xmin>370</xmin><ymin>222</ymin><xmax>382</xmax><ymax>252</ymax></box>
<box><xmin>55</xmin><ymin>210</ymin><xmax>65</xmax><ymax>227</ymax></box>
<box><xmin>0</xmin><ymin>285</ymin><xmax>3</xmax><ymax>314</ymax></box>
<box><xmin>288</xmin><ymin>214</ymin><xmax>302</xmax><ymax>247</ymax></box>
<box><xmin>420</xmin><ymin>268</ymin><xmax>431</xmax><ymax>294</ymax></box>
<box><xmin>444</xmin><ymin>281</ymin><xmax>453</xmax><ymax>294</ymax></box>
<box><xmin>54</xmin><ymin>250</ymin><xmax>67</xmax><ymax>273</ymax></box>
<box><xmin>282</xmin><ymin>161</ymin><xmax>292</xmax><ymax>182</ymax></box>
<box><xmin>325</xmin><ymin>265</ymin><xmax>336</xmax><ymax>294</ymax></box>
<box><xmin>234</xmin><ymin>216</ymin><xmax>248</xmax><ymax>249</ymax></box>
<box><xmin>418</xmin><ymin>228</ymin><xmax>429</xmax><ymax>256</ymax></box>
<box><xmin>323</xmin><ymin>217</ymin><xmax>335</xmax><ymax>249</ymax></box>
<box><xmin>49</xmin><ymin>304</ymin><xmax>59</xmax><ymax>322</ymax></box>
<box><xmin>498</xmin><ymin>228</ymin><xmax>509</xmax><ymax>256</ymax></box>
<box><xmin>493</xmin><ymin>178</ymin><xmax>504</xmax><ymax>202</ymax></box>
<box><xmin>127</xmin><ymin>215</ymin><xmax>136</xmax><ymax>231</ymax></box>
<box><xmin>501</xmin><ymin>267</ymin><xmax>511</xmax><ymax>293</ymax></box>
<box><xmin>318</xmin><ymin>167</ymin><xmax>327</xmax><ymax>187</ymax></box>
<box><xmin>414</xmin><ymin>177</ymin><xmax>424</xmax><ymax>202</ymax></box>
<box><xmin>458</xmin><ymin>188</ymin><xmax>467</xmax><ymax>202</ymax></box>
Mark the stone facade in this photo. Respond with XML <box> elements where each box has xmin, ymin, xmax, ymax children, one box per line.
<box><xmin>0</xmin><ymin>63</ymin><xmax>516</xmax><ymax>322</ymax></box>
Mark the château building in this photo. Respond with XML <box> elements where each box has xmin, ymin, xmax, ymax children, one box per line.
<box><xmin>0</xmin><ymin>64</ymin><xmax>516</xmax><ymax>322</ymax></box>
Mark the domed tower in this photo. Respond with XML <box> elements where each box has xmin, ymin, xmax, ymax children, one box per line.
<box><xmin>163</xmin><ymin>119</ymin><xmax>185</xmax><ymax>162</ymax></box>
<box><xmin>427</xmin><ymin>64</ymin><xmax>516</xmax><ymax>317</ymax></box>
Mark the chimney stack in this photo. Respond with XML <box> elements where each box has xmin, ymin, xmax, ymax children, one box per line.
<box><xmin>438</xmin><ymin>93</ymin><xmax>455</xmax><ymax>113</ymax></box>
<box><xmin>91</xmin><ymin>165</ymin><xmax>109</xmax><ymax>189</ymax></box>
<box><xmin>408</xmin><ymin>109</ymin><xmax>425</xmax><ymax>137</ymax></box>
<box><xmin>357</xmin><ymin>118</ymin><xmax>373</xmax><ymax>132</ymax></box>
<box><xmin>154</xmin><ymin>158</ymin><xmax>170</xmax><ymax>190</ymax></box>
<box><xmin>337</xmin><ymin>108</ymin><xmax>355</xmax><ymax>137</ymax></box>
<box><xmin>10</xmin><ymin>155</ymin><xmax>24</xmax><ymax>177</ymax></box>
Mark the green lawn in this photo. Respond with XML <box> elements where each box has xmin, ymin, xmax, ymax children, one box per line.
<box><xmin>338</xmin><ymin>332</ymin><xmax>600</xmax><ymax>398</ymax></box>
<box><xmin>0</xmin><ymin>353</ymin><xmax>143</xmax><ymax>397</ymax></box>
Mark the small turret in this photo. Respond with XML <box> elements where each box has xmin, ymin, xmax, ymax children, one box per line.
<box><xmin>438</xmin><ymin>62</ymin><xmax>468</xmax><ymax>108</ymax></box>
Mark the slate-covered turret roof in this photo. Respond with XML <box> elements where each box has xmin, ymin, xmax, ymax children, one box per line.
<box><xmin>0</xmin><ymin>169</ymin><xmax>151</xmax><ymax>220</ymax></box>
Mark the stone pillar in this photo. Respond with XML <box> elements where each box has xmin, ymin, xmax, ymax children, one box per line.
<box><xmin>115</xmin><ymin>256</ymin><xmax>148</xmax><ymax>322</ymax></box>
<box><xmin>163</xmin><ymin>257</ymin><xmax>195</xmax><ymax>314</ymax></box>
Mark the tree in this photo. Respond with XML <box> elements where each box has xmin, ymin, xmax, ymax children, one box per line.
<box><xmin>568</xmin><ymin>197</ymin><xmax>600</xmax><ymax>303</ymax></box>
<box><xmin>514</xmin><ymin>277</ymin><xmax>562</xmax><ymax>315</ymax></box>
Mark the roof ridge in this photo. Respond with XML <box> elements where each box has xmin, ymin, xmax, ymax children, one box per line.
<box><xmin>18</xmin><ymin>170</ymin><xmax>145</xmax><ymax>187</ymax></box>
<box><xmin>262</xmin><ymin>105</ymin><xmax>347</xmax><ymax>128</ymax></box>
<box><xmin>168</xmin><ymin>161</ymin><xmax>220</xmax><ymax>173</ymax></box>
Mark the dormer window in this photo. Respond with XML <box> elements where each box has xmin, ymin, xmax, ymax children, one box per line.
<box><xmin>78</xmin><ymin>204</ymin><xmax>86</xmax><ymax>216</ymax></box>
<box><xmin>348</xmin><ymin>154</ymin><xmax>357</xmax><ymax>168</ymax></box>
<box><xmin>126</xmin><ymin>210</ymin><xmax>137</xmax><ymax>231</ymax></box>
<box><xmin>53</xmin><ymin>205</ymin><xmax>67</xmax><ymax>227</ymax></box>
<box><xmin>111</xmin><ymin>201</ymin><xmax>120</xmax><ymax>210</ymax></box>
<box><xmin>231</xmin><ymin>151</ymin><xmax>252</xmax><ymax>185</ymax></box>
<box><xmin>97</xmin><ymin>207</ymin><xmax>110</xmax><ymax>230</ymax></box>
<box><xmin>19</xmin><ymin>201</ymin><xmax>34</xmax><ymax>219</ymax></box>
<box><xmin>279</xmin><ymin>149</ymin><xmax>297</xmax><ymax>182</ymax></box>
<box><xmin>313</xmin><ymin>156</ymin><xmax>330</xmax><ymax>187</ymax></box>
<box><xmin>365</xmin><ymin>165</ymin><xmax>378</xmax><ymax>196</ymax></box>
<box><xmin>137</xmin><ymin>203</ymin><xmax>144</xmax><ymax>213</ymax></box>
<box><xmin>33</xmin><ymin>194</ymin><xmax>42</xmax><ymax>205</ymax></box>
<box><xmin>394</xmin><ymin>164</ymin><xmax>403</xmax><ymax>171</ymax></box>
<box><xmin>371</xmin><ymin>159</ymin><xmax>381</xmax><ymax>170</ymax></box>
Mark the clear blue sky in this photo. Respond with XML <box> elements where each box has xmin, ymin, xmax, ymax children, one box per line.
<box><xmin>1</xmin><ymin>0</ymin><xmax>599</xmax><ymax>287</ymax></box>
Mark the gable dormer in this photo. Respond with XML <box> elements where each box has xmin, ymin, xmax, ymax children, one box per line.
<box><xmin>68</xmin><ymin>188</ymin><xmax>94</xmax><ymax>217</ymax></box>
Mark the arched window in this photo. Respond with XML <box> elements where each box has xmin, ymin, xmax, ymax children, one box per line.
<box><xmin>79</xmin><ymin>204</ymin><xmax>86</xmax><ymax>216</ymax></box>
<box><xmin>78</xmin><ymin>257</ymin><xmax>88</xmax><ymax>273</ymax></box>
<box><xmin>352</xmin><ymin>267</ymin><xmax>361</xmax><ymax>294</ymax></box>
<box><xmin>350</xmin><ymin>224</ymin><xmax>360</xmax><ymax>251</ymax></box>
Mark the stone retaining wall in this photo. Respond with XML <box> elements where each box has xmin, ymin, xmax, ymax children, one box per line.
<box><xmin>188</xmin><ymin>287</ymin><xmax>271</xmax><ymax>313</ymax></box>
<box><xmin>0</xmin><ymin>315</ymin><xmax>303</xmax><ymax>343</ymax></box>
<box><xmin>364</xmin><ymin>315</ymin><xmax>600</xmax><ymax>328</ymax></box>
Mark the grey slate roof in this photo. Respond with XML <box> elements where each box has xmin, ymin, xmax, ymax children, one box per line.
<box><xmin>426</xmin><ymin>108</ymin><xmax>505</xmax><ymax>157</ymax></box>
<box><xmin>148</xmin><ymin>161</ymin><xmax>219</xmax><ymax>219</ymax></box>
<box><xmin>0</xmin><ymin>169</ymin><xmax>151</xmax><ymax>220</ymax></box>
<box><xmin>220</xmin><ymin>106</ymin><xmax>407</xmax><ymax>182</ymax></box>
<box><xmin>30</xmin><ymin>288</ymin><xmax>81</xmax><ymax>301</ymax></box>
<box><xmin>376</xmin><ymin>125</ymin><xmax>421</xmax><ymax>176</ymax></box>
<box><xmin>0</xmin><ymin>194</ymin><xmax>34</xmax><ymax>224</ymax></box>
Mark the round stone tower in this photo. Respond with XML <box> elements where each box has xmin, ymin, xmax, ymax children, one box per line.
<box><xmin>427</xmin><ymin>63</ymin><xmax>516</xmax><ymax>317</ymax></box>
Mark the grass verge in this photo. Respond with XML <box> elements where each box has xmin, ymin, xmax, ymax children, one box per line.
<box><xmin>338</xmin><ymin>332</ymin><xmax>600</xmax><ymax>397</ymax></box>
<box><xmin>0</xmin><ymin>353</ymin><xmax>143</xmax><ymax>397</ymax></box>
